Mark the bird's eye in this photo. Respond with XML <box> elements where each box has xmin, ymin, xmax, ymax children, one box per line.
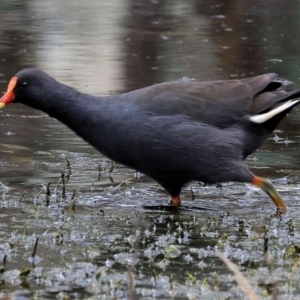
<box><xmin>21</xmin><ymin>82</ymin><xmax>27</xmax><ymax>87</ymax></box>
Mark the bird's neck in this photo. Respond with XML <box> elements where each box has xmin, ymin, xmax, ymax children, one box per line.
<box><xmin>27</xmin><ymin>83</ymin><xmax>116</xmax><ymax>154</ymax></box>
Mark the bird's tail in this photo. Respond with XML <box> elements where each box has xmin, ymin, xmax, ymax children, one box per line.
<box><xmin>249</xmin><ymin>99</ymin><xmax>300</xmax><ymax>124</ymax></box>
<box><xmin>242</xmin><ymin>96</ymin><xmax>300</xmax><ymax>158</ymax></box>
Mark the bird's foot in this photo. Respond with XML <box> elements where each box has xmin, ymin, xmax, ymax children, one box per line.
<box><xmin>170</xmin><ymin>195</ymin><xmax>181</xmax><ymax>207</ymax></box>
<box><xmin>252</xmin><ymin>176</ymin><xmax>288</xmax><ymax>211</ymax></box>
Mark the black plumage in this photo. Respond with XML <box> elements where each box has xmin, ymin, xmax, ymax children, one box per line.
<box><xmin>1</xmin><ymin>68</ymin><xmax>300</xmax><ymax>209</ymax></box>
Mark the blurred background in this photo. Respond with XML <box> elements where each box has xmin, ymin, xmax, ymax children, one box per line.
<box><xmin>1</xmin><ymin>1</ymin><xmax>300</xmax><ymax>89</ymax></box>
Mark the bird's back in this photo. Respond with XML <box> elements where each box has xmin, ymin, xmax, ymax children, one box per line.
<box><xmin>116</xmin><ymin>73</ymin><xmax>300</xmax><ymax>158</ymax></box>
<box><xmin>119</xmin><ymin>73</ymin><xmax>280</xmax><ymax>127</ymax></box>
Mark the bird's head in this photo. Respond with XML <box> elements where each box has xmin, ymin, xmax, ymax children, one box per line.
<box><xmin>0</xmin><ymin>68</ymin><xmax>53</xmax><ymax>108</ymax></box>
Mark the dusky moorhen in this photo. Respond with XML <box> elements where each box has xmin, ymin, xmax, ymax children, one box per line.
<box><xmin>1</xmin><ymin>69</ymin><xmax>300</xmax><ymax>210</ymax></box>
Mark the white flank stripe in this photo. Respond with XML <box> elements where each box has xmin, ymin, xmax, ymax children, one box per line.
<box><xmin>250</xmin><ymin>100</ymin><xmax>300</xmax><ymax>124</ymax></box>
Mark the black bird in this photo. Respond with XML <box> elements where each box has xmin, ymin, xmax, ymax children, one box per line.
<box><xmin>1</xmin><ymin>69</ymin><xmax>300</xmax><ymax>210</ymax></box>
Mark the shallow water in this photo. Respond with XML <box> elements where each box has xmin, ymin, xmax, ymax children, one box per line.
<box><xmin>1</xmin><ymin>0</ymin><xmax>300</xmax><ymax>299</ymax></box>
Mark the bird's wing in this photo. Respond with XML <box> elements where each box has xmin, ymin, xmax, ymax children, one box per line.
<box><xmin>122</xmin><ymin>73</ymin><xmax>280</xmax><ymax>128</ymax></box>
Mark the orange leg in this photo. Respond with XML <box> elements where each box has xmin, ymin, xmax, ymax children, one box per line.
<box><xmin>252</xmin><ymin>176</ymin><xmax>288</xmax><ymax>210</ymax></box>
<box><xmin>170</xmin><ymin>195</ymin><xmax>181</xmax><ymax>207</ymax></box>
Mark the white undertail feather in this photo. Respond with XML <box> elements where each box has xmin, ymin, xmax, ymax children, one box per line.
<box><xmin>250</xmin><ymin>100</ymin><xmax>300</xmax><ymax>124</ymax></box>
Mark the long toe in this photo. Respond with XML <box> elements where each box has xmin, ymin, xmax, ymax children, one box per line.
<box><xmin>252</xmin><ymin>176</ymin><xmax>288</xmax><ymax>210</ymax></box>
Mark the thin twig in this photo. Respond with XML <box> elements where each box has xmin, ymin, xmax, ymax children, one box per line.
<box><xmin>265</xmin><ymin>252</ymin><xmax>279</xmax><ymax>300</ymax></box>
<box><xmin>216</xmin><ymin>252</ymin><xmax>259</xmax><ymax>300</ymax></box>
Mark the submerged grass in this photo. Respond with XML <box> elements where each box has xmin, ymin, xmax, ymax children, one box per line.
<box><xmin>0</xmin><ymin>154</ymin><xmax>300</xmax><ymax>299</ymax></box>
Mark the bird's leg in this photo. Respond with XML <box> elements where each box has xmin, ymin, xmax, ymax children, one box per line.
<box><xmin>170</xmin><ymin>196</ymin><xmax>181</xmax><ymax>207</ymax></box>
<box><xmin>155</xmin><ymin>179</ymin><xmax>184</xmax><ymax>207</ymax></box>
<box><xmin>252</xmin><ymin>176</ymin><xmax>288</xmax><ymax>210</ymax></box>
